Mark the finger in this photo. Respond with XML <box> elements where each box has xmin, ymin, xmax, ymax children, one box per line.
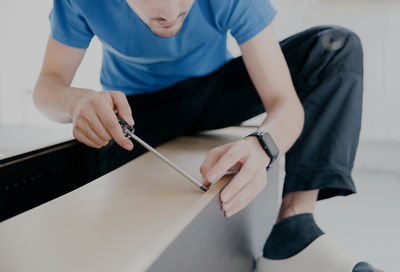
<box><xmin>87</xmin><ymin>112</ymin><xmax>112</xmax><ymax>143</ymax></box>
<box><xmin>222</xmin><ymin>168</ymin><xmax>267</xmax><ymax>217</ymax></box>
<box><xmin>220</xmin><ymin>158</ymin><xmax>257</xmax><ymax>203</ymax></box>
<box><xmin>73</xmin><ymin>117</ymin><xmax>105</xmax><ymax>147</ymax></box>
<box><xmin>205</xmin><ymin>142</ymin><xmax>248</xmax><ymax>185</ymax></box>
<box><xmin>79</xmin><ymin>111</ymin><xmax>111</xmax><ymax>146</ymax></box>
<box><xmin>199</xmin><ymin>143</ymin><xmax>233</xmax><ymax>186</ymax></box>
<box><xmin>110</xmin><ymin>91</ymin><xmax>134</xmax><ymax>126</ymax></box>
<box><xmin>227</xmin><ymin>161</ymin><xmax>242</xmax><ymax>173</ymax></box>
<box><xmin>97</xmin><ymin>100</ymin><xmax>134</xmax><ymax>151</ymax></box>
<box><xmin>83</xmin><ymin>123</ymin><xmax>109</xmax><ymax>147</ymax></box>
<box><xmin>73</xmin><ymin>129</ymin><xmax>102</xmax><ymax>149</ymax></box>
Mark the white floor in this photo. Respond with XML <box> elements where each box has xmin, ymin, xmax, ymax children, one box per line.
<box><xmin>315</xmin><ymin>142</ymin><xmax>400</xmax><ymax>271</ymax></box>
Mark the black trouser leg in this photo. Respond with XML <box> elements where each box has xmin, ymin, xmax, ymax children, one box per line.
<box><xmin>280</xmin><ymin>25</ymin><xmax>364</xmax><ymax>200</ymax></box>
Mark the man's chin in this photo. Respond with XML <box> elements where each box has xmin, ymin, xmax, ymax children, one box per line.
<box><xmin>152</xmin><ymin>28</ymin><xmax>181</xmax><ymax>38</ymax></box>
<box><xmin>150</xmin><ymin>22</ymin><xmax>184</xmax><ymax>38</ymax></box>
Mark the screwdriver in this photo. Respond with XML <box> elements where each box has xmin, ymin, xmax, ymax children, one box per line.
<box><xmin>117</xmin><ymin>115</ymin><xmax>208</xmax><ymax>192</ymax></box>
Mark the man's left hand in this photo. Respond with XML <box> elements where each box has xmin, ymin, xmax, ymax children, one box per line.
<box><xmin>200</xmin><ymin>136</ymin><xmax>271</xmax><ymax>217</ymax></box>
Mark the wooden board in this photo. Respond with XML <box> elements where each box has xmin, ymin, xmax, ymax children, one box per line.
<box><xmin>147</xmin><ymin>165</ymin><xmax>279</xmax><ymax>272</ymax></box>
<box><xmin>0</xmin><ymin>127</ymin><xmax>279</xmax><ymax>272</ymax></box>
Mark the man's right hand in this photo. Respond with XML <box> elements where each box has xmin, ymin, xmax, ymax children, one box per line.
<box><xmin>71</xmin><ymin>89</ymin><xmax>135</xmax><ymax>150</ymax></box>
<box><xmin>34</xmin><ymin>37</ymin><xmax>135</xmax><ymax>151</ymax></box>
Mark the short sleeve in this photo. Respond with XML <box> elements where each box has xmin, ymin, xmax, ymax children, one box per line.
<box><xmin>224</xmin><ymin>0</ymin><xmax>277</xmax><ymax>45</ymax></box>
<box><xmin>49</xmin><ymin>0</ymin><xmax>94</xmax><ymax>49</ymax></box>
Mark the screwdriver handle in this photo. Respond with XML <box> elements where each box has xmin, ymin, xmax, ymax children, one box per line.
<box><xmin>116</xmin><ymin>114</ymin><xmax>135</xmax><ymax>139</ymax></box>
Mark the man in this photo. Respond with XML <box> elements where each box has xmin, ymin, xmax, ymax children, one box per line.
<box><xmin>33</xmin><ymin>0</ymin><xmax>373</xmax><ymax>271</ymax></box>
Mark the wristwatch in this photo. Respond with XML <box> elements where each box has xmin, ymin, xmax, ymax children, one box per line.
<box><xmin>245</xmin><ymin>131</ymin><xmax>279</xmax><ymax>171</ymax></box>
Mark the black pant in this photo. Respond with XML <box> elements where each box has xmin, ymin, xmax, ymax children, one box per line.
<box><xmin>100</xmin><ymin>25</ymin><xmax>363</xmax><ymax>201</ymax></box>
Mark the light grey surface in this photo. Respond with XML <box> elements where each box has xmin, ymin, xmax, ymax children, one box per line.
<box><xmin>353</xmin><ymin>141</ymin><xmax>400</xmax><ymax>174</ymax></box>
<box><xmin>0</xmin><ymin>126</ymin><xmax>72</xmax><ymax>159</ymax></box>
<box><xmin>315</xmin><ymin>142</ymin><xmax>400</xmax><ymax>272</ymax></box>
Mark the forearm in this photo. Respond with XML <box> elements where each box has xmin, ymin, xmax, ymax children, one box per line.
<box><xmin>239</xmin><ymin>24</ymin><xmax>305</xmax><ymax>158</ymax></box>
<box><xmin>257</xmin><ymin>95</ymin><xmax>304</xmax><ymax>158</ymax></box>
<box><xmin>33</xmin><ymin>73</ymin><xmax>93</xmax><ymax>123</ymax></box>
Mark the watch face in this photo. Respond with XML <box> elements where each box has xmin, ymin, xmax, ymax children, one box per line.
<box><xmin>261</xmin><ymin>132</ymin><xmax>279</xmax><ymax>158</ymax></box>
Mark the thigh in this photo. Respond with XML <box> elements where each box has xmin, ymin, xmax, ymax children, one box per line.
<box><xmin>190</xmin><ymin>57</ymin><xmax>265</xmax><ymax>133</ymax></box>
<box><xmin>279</xmin><ymin>25</ymin><xmax>363</xmax><ymax>101</ymax></box>
<box><xmin>99</xmin><ymin>60</ymin><xmax>265</xmax><ymax>172</ymax></box>
<box><xmin>97</xmin><ymin>81</ymin><xmax>207</xmax><ymax>173</ymax></box>
<box><xmin>128</xmin><ymin>76</ymin><xmax>212</xmax><ymax>140</ymax></box>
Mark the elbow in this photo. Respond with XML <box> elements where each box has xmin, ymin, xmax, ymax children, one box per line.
<box><xmin>295</xmin><ymin>99</ymin><xmax>305</xmax><ymax>138</ymax></box>
<box><xmin>32</xmin><ymin>77</ymin><xmax>44</xmax><ymax>113</ymax></box>
<box><xmin>33</xmin><ymin>74</ymin><xmax>51</xmax><ymax>114</ymax></box>
<box><xmin>33</xmin><ymin>83</ymin><xmax>42</xmax><ymax>112</ymax></box>
<box><xmin>32</xmin><ymin>76</ymin><xmax>50</xmax><ymax>119</ymax></box>
<box><xmin>32</xmin><ymin>84</ymin><xmax>41</xmax><ymax>110</ymax></box>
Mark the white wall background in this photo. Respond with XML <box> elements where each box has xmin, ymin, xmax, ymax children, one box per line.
<box><xmin>0</xmin><ymin>0</ymin><xmax>102</xmax><ymax>129</ymax></box>
<box><xmin>0</xmin><ymin>0</ymin><xmax>399</xmax><ymax>142</ymax></box>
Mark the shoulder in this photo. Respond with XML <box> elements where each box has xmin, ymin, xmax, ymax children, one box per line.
<box><xmin>197</xmin><ymin>0</ymin><xmax>273</xmax><ymax>28</ymax></box>
<box><xmin>199</xmin><ymin>0</ymin><xmax>259</xmax><ymax>13</ymax></box>
<box><xmin>55</xmin><ymin>0</ymin><xmax>107</xmax><ymax>14</ymax></box>
<box><xmin>196</xmin><ymin>0</ymin><xmax>240</xmax><ymax>29</ymax></box>
<box><xmin>197</xmin><ymin>0</ymin><xmax>276</xmax><ymax>44</ymax></box>
<box><xmin>197</xmin><ymin>0</ymin><xmax>269</xmax><ymax>21</ymax></box>
<box><xmin>198</xmin><ymin>0</ymin><xmax>239</xmax><ymax>15</ymax></box>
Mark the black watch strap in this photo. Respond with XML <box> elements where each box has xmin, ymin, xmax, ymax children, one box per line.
<box><xmin>245</xmin><ymin>131</ymin><xmax>279</xmax><ymax>171</ymax></box>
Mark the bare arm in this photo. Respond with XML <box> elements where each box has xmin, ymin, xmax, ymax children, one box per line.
<box><xmin>34</xmin><ymin>36</ymin><xmax>87</xmax><ymax>123</ymax></box>
<box><xmin>240</xmin><ymin>22</ymin><xmax>304</xmax><ymax>155</ymax></box>
<box><xmin>34</xmin><ymin>36</ymin><xmax>134</xmax><ymax>150</ymax></box>
<box><xmin>200</xmin><ymin>23</ymin><xmax>304</xmax><ymax>217</ymax></box>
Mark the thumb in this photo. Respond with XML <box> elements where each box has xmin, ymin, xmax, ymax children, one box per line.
<box><xmin>200</xmin><ymin>143</ymin><xmax>233</xmax><ymax>182</ymax></box>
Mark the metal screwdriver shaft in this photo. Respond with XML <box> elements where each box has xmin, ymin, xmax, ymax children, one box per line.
<box><xmin>117</xmin><ymin>116</ymin><xmax>208</xmax><ymax>192</ymax></box>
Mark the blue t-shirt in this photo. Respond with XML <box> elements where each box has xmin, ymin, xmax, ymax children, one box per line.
<box><xmin>50</xmin><ymin>0</ymin><xmax>276</xmax><ymax>95</ymax></box>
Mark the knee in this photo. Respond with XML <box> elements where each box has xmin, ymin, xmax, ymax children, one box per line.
<box><xmin>320</xmin><ymin>25</ymin><xmax>364</xmax><ymax>75</ymax></box>
<box><xmin>316</xmin><ymin>26</ymin><xmax>364</xmax><ymax>110</ymax></box>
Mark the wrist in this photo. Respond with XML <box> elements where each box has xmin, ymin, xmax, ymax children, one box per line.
<box><xmin>67</xmin><ymin>88</ymin><xmax>95</xmax><ymax>119</ymax></box>
<box><xmin>244</xmin><ymin>136</ymin><xmax>271</xmax><ymax>166</ymax></box>
<box><xmin>244</xmin><ymin>131</ymin><xmax>279</xmax><ymax>171</ymax></box>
